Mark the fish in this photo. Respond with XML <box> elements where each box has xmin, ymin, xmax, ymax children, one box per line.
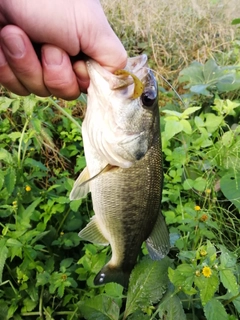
<box><xmin>70</xmin><ymin>54</ymin><xmax>170</xmax><ymax>287</ymax></box>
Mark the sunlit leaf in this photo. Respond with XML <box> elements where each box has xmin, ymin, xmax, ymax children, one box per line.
<box><xmin>219</xmin><ymin>269</ymin><xmax>238</xmax><ymax>296</ymax></box>
<box><xmin>0</xmin><ymin>239</ymin><xmax>8</xmax><ymax>283</ymax></box>
<box><xmin>124</xmin><ymin>256</ymin><xmax>171</xmax><ymax>318</ymax></box>
<box><xmin>194</xmin><ymin>272</ymin><xmax>219</xmax><ymax>305</ymax></box>
<box><xmin>204</xmin><ymin>298</ymin><xmax>228</xmax><ymax>320</ymax></box>
<box><xmin>220</xmin><ymin>173</ymin><xmax>240</xmax><ymax>209</ymax></box>
<box><xmin>79</xmin><ymin>295</ymin><xmax>120</xmax><ymax>320</ymax></box>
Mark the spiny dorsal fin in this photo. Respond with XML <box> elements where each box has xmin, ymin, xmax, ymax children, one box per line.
<box><xmin>79</xmin><ymin>216</ymin><xmax>109</xmax><ymax>246</ymax></box>
<box><xmin>146</xmin><ymin>212</ymin><xmax>170</xmax><ymax>260</ymax></box>
<box><xmin>70</xmin><ymin>164</ymin><xmax>114</xmax><ymax>200</ymax></box>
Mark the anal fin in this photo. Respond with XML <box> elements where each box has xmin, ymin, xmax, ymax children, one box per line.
<box><xmin>79</xmin><ymin>216</ymin><xmax>109</xmax><ymax>246</ymax></box>
<box><xmin>146</xmin><ymin>212</ymin><xmax>170</xmax><ymax>260</ymax></box>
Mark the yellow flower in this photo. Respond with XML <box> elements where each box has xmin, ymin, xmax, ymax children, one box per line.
<box><xmin>205</xmin><ymin>189</ymin><xmax>211</xmax><ymax>194</ymax></box>
<box><xmin>200</xmin><ymin>249</ymin><xmax>207</xmax><ymax>257</ymax></box>
<box><xmin>25</xmin><ymin>185</ymin><xmax>31</xmax><ymax>192</ymax></box>
<box><xmin>194</xmin><ymin>205</ymin><xmax>201</xmax><ymax>211</ymax></box>
<box><xmin>202</xmin><ymin>266</ymin><xmax>212</xmax><ymax>278</ymax></box>
<box><xmin>195</xmin><ymin>270</ymin><xmax>201</xmax><ymax>277</ymax></box>
<box><xmin>12</xmin><ymin>200</ymin><xmax>18</xmax><ymax>207</ymax></box>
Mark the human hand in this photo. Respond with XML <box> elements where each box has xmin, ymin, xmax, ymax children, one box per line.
<box><xmin>0</xmin><ymin>0</ymin><xmax>127</xmax><ymax>100</ymax></box>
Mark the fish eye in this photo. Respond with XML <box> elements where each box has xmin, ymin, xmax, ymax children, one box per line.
<box><xmin>141</xmin><ymin>88</ymin><xmax>157</xmax><ymax>107</ymax></box>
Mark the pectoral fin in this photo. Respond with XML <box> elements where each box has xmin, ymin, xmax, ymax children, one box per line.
<box><xmin>146</xmin><ymin>212</ymin><xmax>170</xmax><ymax>260</ymax></box>
<box><xmin>70</xmin><ymin>164</ymin><xmax>114</xmax><ymax>200</ymax></box>
<box><xmin>79</xmin><ymin>216</ymin><xmax>109</xmax><ymax>246</ymax></box>
<box><xmin>70</xmin><ymin>167</ymin><xmax>91</xmax><ymax>200</ymax></box>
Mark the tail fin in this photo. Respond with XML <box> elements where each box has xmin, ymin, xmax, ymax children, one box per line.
<box><xmin>94</xmin><ymin>264</ymin><xmax>130</xmax><ymax>288</ymax></box>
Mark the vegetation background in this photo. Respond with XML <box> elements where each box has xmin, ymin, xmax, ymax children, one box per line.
<box><xmin>0</xmin><ymin>0</ymin><xmax>240</xmax><ymax>319</ymax></box>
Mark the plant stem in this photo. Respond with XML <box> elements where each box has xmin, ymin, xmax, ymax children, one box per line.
<box><xmin>18</xmin><ymin>117</ymin><xmax>29</xmax><ymax>168</ymax></box>
<box><xmin>57</xmin><ymin>208</ymin><xmax>71</xmax><ymax>234</ymax></box>
<box><xmin>47</xmin><ymin>98</ymin><xmax>82</xmax><ymax>131</ymax></box>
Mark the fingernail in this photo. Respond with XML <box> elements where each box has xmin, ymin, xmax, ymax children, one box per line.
<box><xmin>2</xmin><ymin>34</ymin><xmax>26</xmax><ymax>58</ymax></box>
<box><xmin>43</xmin><ymin>46</ymin><xmax>63</xmax><ymax>65</ymax></box>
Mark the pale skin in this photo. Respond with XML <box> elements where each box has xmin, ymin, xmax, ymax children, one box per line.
<box><xmin>0</xmin><ymin>0</ymin><xmax>127</xmax><ymax>100</ymax></box>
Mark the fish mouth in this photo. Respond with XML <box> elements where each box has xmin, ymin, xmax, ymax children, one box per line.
<box><xmin>87</xmin><ymin>54</ymin><xmax>149</xmax><ymax>96</ymax></box>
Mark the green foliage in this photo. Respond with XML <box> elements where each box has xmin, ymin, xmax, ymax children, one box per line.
<box><xmin>124</xmin><ymin>257</ymin><xmax>171</xmax><ymax>319</ymax></box>
<box><xmin>178</xmin><ymin>59</ymin><xmax>240</xmax><ymax>96</ymax></box>
<box><xmin>0</xmin><ymin>53</ymin><xmax>240</xmax><ymax>319</ymax></box>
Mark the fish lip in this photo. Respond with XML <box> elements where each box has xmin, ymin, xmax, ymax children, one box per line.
<box><xmin>87</xmin><ymin>54</ymin><xmax>149</xmax><ymax>83</ymax></box>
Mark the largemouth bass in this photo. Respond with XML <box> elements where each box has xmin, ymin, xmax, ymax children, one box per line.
<box><xmin>70</xmin><ymin>54</ymin><xmax>170</xmax><ymax>287</ymax></box>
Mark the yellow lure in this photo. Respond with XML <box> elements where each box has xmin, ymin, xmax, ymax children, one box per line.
<box><xmin>114</xmin><ymin>70</ymin><xmax>144</xmax><ymax>99</ymax></box>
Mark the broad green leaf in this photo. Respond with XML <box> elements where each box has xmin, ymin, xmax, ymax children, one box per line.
<box><xmin>219</xmin><ymin>269</ymin><xmax>238</xmax><ymax>296</ymax></box>
<box><xmin>0</xmin><ymin>239</ymin><xmax>8</xmax><ymax>283</ymax></box>
<box><xmin>204</xmin><ymin>298</ymin><xmax>228</xmax><ymax>320</ymax></box>
<box><xmin>75</xmin><ymin>156</ymin><xmax>86</xmax><ymax>173</ymax></box>
<box><xmin>219</xmin><ymin>245</ymin><xmax>237</xmax><ymax>268</ymax></box>
<box><xmin>104</xmin><ymin>283</ymin><xmax>124</xmax><ymax>298</ymax></box>
<box><xmin>11</xmin><ymin>99</ymin><xmax>21</xmax><ymax>113</ymax></box>
<box><xmin>190</xmin><ymin>84</ymin><xmax>211</xmax><ymax>96</ymax></box>
<box><xmin>194</xmin><ymin>116</ymin><xmax>205</xmax><ymax>128</ymax></box>
<box><xmin>124</xmin><ymin>257</ymin><xmax>171</xmax><ymax>318</ymax></box>
<box><xmin>178</xmin><ymin>61</ymin><xmax>203</xmax><ymax>87</ymax></box>
<box><xmin>0</xmin><ymin>97</ymin><xmax>13</xmax><ymax>111</ymax></box>
<box><xmin>220</xmin><ymin>173</ymin><xmax>240</xmax><ymax>209</ymax></box>
<box><xmin>233</xmin><ymin>295</ymin><xmax>240</xmax><ymax>313</ymax></box>
<box><xmin>193</xmin><ymin>177</ymin><xmax>207</xmax><ymax>192</ymax></box>
<box><xmin>5</xmin><ymin>167</ymin><xmax>16</xmax><ymax>195</ymax></box>
<box><xmin>194</xmin><ymin>273</ymin><xmax>219</xmax><ymax>305</ymax></box>
<box><xmin>21</xmin><ymin>297</ymin><xmax>38</xmax><ymax>312</ymax></box>
<box><xmin>7</xmin><ymin>303</ymin><xmax>18</xmax><ymax>319</ymax></box>
<box><xmin>159</xmin><ymin>292</ymin><xmax>186</xmax><ymax>320</ymax></box>
<box><xmin>6</xmin><ymin>238</ymin><xmax>23</xmax><ymax>247</ymax></box>
<box><xmin>8</xmin><ymin>132</ymin><xmax>22</xmax><ymax>141</ymax></box>
<box><xmin>60</xmin><ymin>258</ymin><xmax>74</xmax><ymax>271</ymax></box>
<box><xmin>180</xmin><ymin>119</ymin><xmax>192</xmax><ymax>134</ymax></box>
<box><xmin>221</xmin><ymin>131</ymin><xmax>233</xmax><ymax>147</ymax></box>
<box><xmin>163</xmin><ymin>110</ymin><xmax>182</xmax><ymax>118</ymax></box>
<box><xmin>164</xmin><ymin>119</ymin><xmax>183</xmax><ymax>140</ymax></box>
<box><xmin>183</xmin><ymin>179</ymin><xmax>194</xmax><ymax>190</ymax></box>
<box><xmin>24</xmin><ymin>158</ymin><xmax>48</xmax><ymax>171</ymax></box>
<box><xmin>204</xmin><ymin>113</ymin><xmax>223</xmax><ymax>133</ymax></box>
<box><xmin>36</xmin><ymin>271</ymin><xmax>51</xmax><ymax>286</ymax></box>
<box><xmin>79</xmin><ymin>295</ymin><xmax>120</xmax><ymax>320</ymax></box>
<box><xmin>70</xmin><ymin>198</ymin><xmax>82</xmax><ymax>212</ymax></box>
<box><xmin>232</xmin><ymin>18</ymin><xmax>240</xmax><ymax>25</ymax></box>
<box><xmin>17</xmin><ymin>198</ymin><xmax>42</xmax><ymax>230</ymax></box>
<box><xmin>23</xmin><ymin>95</ymin><xmax>36</xmax><ymax>116</ymax></box>
<box><xmin>182</xmin><ymin>106</ymin><xmax>201</xmax><ymax>116</ymax></box>
<box><xmin>178</xmin><ymin>59</ymin><xmax>240</xmax><ymax>95</ymax></box>
<box><xmin>168</xmin><ymin>264</ymin><xmax>196</xmax><ymax>295</ymax></box>
<box><xmin>0</xmin><ymin>148</ymin><xmax>13</xmax><ymax>164</ymax></box>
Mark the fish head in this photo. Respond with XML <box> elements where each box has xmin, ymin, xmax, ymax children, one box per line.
<box><xmin>84</xmin><ymin>54</ymin><xmax>159</xmax><ymax>169</ymax></box>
